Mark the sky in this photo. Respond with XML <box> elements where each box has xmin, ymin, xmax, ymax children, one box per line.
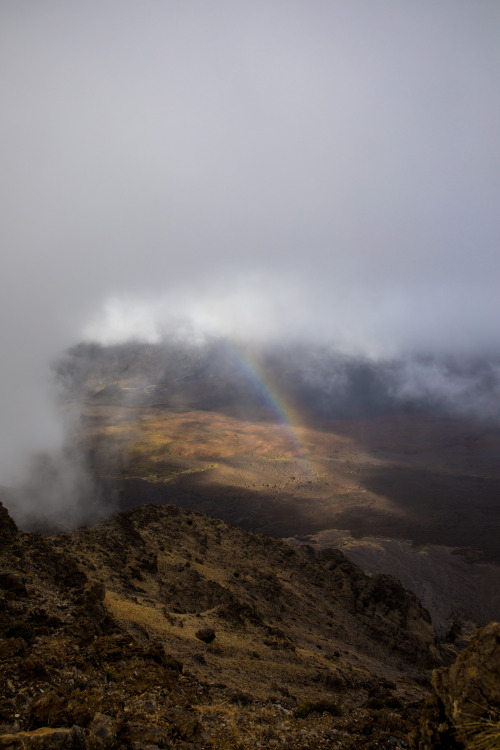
<box><xmin>1</xmin><ymin>1</ymin><xmax>500</xmax><ymax>481</ymax></box>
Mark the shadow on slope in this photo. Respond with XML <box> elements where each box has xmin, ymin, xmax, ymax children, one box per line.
<box><xmin>105</xmin><ymin>456</ymin><xmax>500</xmax><ymax>565</ymax></box>
<box><xmin>353</xmin><ymin>464</ymin><xmax>500</xmax><ymax>563</ymax></box>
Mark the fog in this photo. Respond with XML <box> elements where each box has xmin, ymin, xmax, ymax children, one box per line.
<box><xmin>1</xmin><ymin>1</ymin><xmax>500</xmax><ymax>488</ymax></box>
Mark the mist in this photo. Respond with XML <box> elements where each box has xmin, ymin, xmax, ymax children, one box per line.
<box><xmin>1</xmin><ymin>2</ymin><xmax>500</xmax><ymax>511</ymax></box>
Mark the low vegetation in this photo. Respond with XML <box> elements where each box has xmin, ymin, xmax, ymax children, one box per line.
<box><xmin>293</xmin><ymin>700</ymin><xmax>343</xmax><ymax>719</ymax></box>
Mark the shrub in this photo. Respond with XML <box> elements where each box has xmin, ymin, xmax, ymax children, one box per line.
<box><xmin>364</xmin><ymin>695</ymin><xmax>403</xmax><ymax>710</ymax></box>
<box><xmin>6</xmin><ymin>621</ymin><xmax>34</xmax><ymax>641</ymax></box>
<box><xmin>458</xmin><ymin>706</ymin><xmax>500</xmax><ymax>750</ymax></box>
<box><xmin>229</xmin><ymin>690</ymin><xmax>253</xmax><ymax>706</ymax></box>
<box><xmin>293</xmin><ymin>700</ymin><xmax>342</xmax><ymax>719</ymax></box>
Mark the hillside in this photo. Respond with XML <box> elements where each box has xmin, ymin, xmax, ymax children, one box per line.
<box><xmin>52</xmin><ymin>341</ymin><xmax>500</xmax><ymax>566</ymax></box>
<box><xmin>18</xmin><ymin>338</ymin><xmax>497</xmax><ymax>644</ymax></box>
<box><xmin>0</xmin><ymin>500</ymin><xmax>450</xmax><ymax>749</ymax></box>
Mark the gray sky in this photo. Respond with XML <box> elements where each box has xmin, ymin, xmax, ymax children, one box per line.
<box><xmin>1</xmin><ymin>1</ymin><xmax>500</xmax><ymax>478</ymax></box>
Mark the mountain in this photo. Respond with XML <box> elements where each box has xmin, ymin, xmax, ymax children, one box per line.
<box><xmin>52</xmin><ymin>341</ymin><xmax>500</xmax><ymax>561</ymax></box>
<box><xmin>2</xmin><ymin>339</ymin><xmax>499</xmax><ymax>747</ymax></box>
<box><xmin>0</xmin><ymin>499</ymin><xmax>451</xmax><ymax>749</ymax></box>
<box><xmin>31</xmin><ymin>338</ymin><xmax>500</xmax><ymax>642</ymax></box>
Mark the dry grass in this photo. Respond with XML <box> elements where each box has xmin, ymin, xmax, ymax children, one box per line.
<box><xmin>457</xmin><ymin>705</ymin><xmax>500</xmax><ymax>750</ymax></box>
<box><xmin>80</xmin><ymin>405</ymin><xmax>356</xmax><ymax>466</ymax></box>
<box><xmin>104</xmin><ymin>585</ymin><xmax>349</xmax><ymax>704</ymax></box>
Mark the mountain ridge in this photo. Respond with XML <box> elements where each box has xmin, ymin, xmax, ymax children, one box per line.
<box><xmin>1</xmin><ymin>499</ymin><xmax>449</xmax><ymax>749</ymax></box>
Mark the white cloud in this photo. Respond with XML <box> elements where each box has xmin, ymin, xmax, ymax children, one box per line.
<box><xmin>1</xmin><ymin>0</ymin><xmax>500</xmax><ymax>482</ymax></box>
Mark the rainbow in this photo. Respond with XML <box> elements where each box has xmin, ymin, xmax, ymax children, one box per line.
<box><xmin>228</xmin><ymin>343</ymin><xmax>315</xmax><ymax>477</ymax></box>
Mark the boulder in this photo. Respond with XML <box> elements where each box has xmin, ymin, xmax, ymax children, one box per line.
<box><xmin>194</xmin><ymin>626</ymin><xmax>215</xmax><ymax>644</ymax></box>
<box><xmin>411</xmin><ymin>621</ymin><xmax>500</xmax><ymax>749</ymax></box>
<box><xmin>87</xmin><ymin>714</ymin><xmax>119</xmax><ymax>750</ymax></box>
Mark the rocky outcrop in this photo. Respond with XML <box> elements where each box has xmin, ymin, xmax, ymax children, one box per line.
<box><xmin>0</xmin><ymin>501</ymin><xmax>450</xmax><ymax>748</ymax></box>
<box><xmin>0</xmin><ymin>501</ymin><xmax>17</xmax><ymax>551</ymax></box>
<box><xmin>411</xmin><ymin>621</ymin><xmax>500</xmax><ymax>749</ymax></box>
<box><xmin>353</xmin><ymin>572</ymin><xmax>442</xmax><ymax>668</ymax></box>
<box><xmin>0</xmin><ymin>726</ymin><xmax>85</xmax><ymax>749</ymax></box>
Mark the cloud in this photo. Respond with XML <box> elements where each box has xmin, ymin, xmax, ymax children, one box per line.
<box><xmin>1</xmin><ymin>1</ymin><xmax>500</xmax><ymax>483</ymax></box>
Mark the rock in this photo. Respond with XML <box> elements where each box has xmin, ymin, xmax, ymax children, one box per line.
<box><xmin>87</xmin><ymin>713</ymin><xmax>119</xmax><ymax>749</ymax></box>
<box><xmin>0</xmin><ymin>573</ymin><xmax>26</xmax><ymax>596</ymax></box>
<box><xmin>0</xmin><ymin>726</ymin><xmax>86</xmax><ymax>749</ymax></box>
<box><xmin>411</xmin><ymin>621</ymin><xmax>500</xmax><ymax>749</ymax></box>
<box><xmin>194</xmin><ymin>626</ymin><xmax>215</xmax><ymax>644</ymax></box>
<box><xmin>445</xmin><ymin>621</ymin><xmax>462</xmax><ymax>644</ymax></box>
<box><xmin>0</xmin><ymin>638</ymin><xmax>27</xmax><ymax>659</ymax></box>
<box><xmin>142</xmin><ymin>639</ymin><xmax>182</xmax><ymax>672</ymax></box>
<box><xmin>0</xmin><ymin>728</ymin><xmax>19</xmax><ymax>738</ymax></box>
<box><xmin>354</xmin><ymin>573</ymin><xmax>442</xmax><ymax>667</ymax></box>
<box><xmin>75</xmin><ymin>582</ymin><xmax>106</xmax><ymax>615</ymax></box>
<box><xmin>0</xmin><ymin>501</ymin><xmax>18</xmax><ymax>550</ymax></box>
<box><xmin>131</xmin><ymin>726</ymin><xmax>172</xmax><ymax>747</ymax></box>
<box><xmin>164</xmin><ymin>709</ymin><xmax>201</xmax><ymax>742</ymax></box>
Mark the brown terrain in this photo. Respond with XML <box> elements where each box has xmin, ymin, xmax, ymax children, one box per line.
<box><xmin>53</xmin><ymin>342</ymin><xmax>499</xmax><ymax>551</ymax></box>
<box><xmin>0</xmin><ymin>500</ymin><xmax>498</xmax><ymax>748</ymax></box>
<box><xmin>70</xmin><ymin>403</ymin><xmax>500</xmax><ymax>634</ymax></box>
<box><xmin>41</xmin><ymin>340</ymin><xmax>499</xmax><ymax>639</ymax></box>
<box><xmin>1</xmin><ymin>340</ymin><xmax>499</xmax><ymax>748</ymax></box>
<box><xmin>80</xmin><ymin>404</ymin><xmax>500</xmax><ymax>561</ymax></box>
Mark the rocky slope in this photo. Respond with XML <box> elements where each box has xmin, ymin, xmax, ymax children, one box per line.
<box><xmin>0</xmin><ymin>500</ymin><xmax>454</xmax><ymax>749</ymax></box>
<box><xmin>288</xmin><ymin>529</ymin><xmax>500</xmax><ymax>638</ymax></box>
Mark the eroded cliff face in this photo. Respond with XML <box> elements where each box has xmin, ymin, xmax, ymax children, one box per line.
<box><xmin>412</xmin><ymin>621</ymin><xmax>500</xmax><ymax>749</ymax></box>
<box><xmin>0</xmin><ymin>500</ymin><xmax>455</xmax><ymax>748</ymax></box>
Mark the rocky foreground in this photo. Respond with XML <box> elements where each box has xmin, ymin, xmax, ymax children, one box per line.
<box><xmin>0</xmin><ymin>500</ymin><xmax>498</xmax><ymax>749</ymax></box>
